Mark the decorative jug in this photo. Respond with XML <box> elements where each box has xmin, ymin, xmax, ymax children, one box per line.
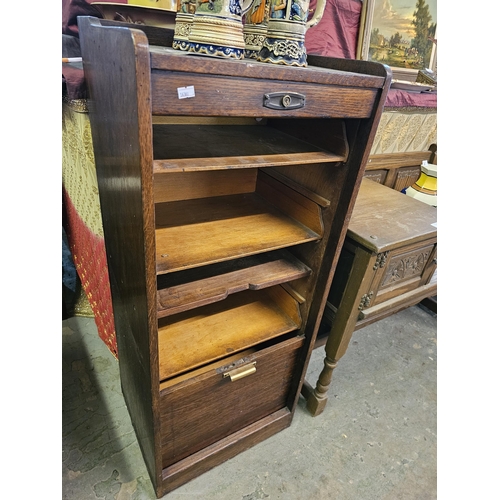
<box><xmin>188</xmin><ymin>0</ymin><xmax>254</xmax><ymax>59</ymax></box>
<box><xmin>243</xmin><ymin>0</ymin><xmax>271</xmax><ymax>59</ymax></box>
<box><xmin>172</xmin><ymin>0</ymin><xmax>197</xmax><ymax>50</ymax></box>
<box><xmin>256</xmin><ymin>0</ymin><xmax>326</xmax><ymax>66</ymax></box>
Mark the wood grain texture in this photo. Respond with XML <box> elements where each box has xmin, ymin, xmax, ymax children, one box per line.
<box><xmin>365</xmin><ymin>151</ymin><xmax>432</xmax><ymax>170</ymax></box>
<box><xmin>159</xmin><ymin>347</ymin><xmax>257</xmax><ymax>391</ymax></box>
<box><xmin>305</xmin><ymin>176</ymin><xmax>437</xmax><ymax>416</ymax></box>
<box><xmin>364</xmin><ymin>150</ymin><xmax>434</xmax><ymax>191</ymax></box>
<box><xmin>265</xmin><ymin>168</ymin><xmax>332</xmax><ymax>208</ymax></box>
<box><xmin>154</xmin><ymin>193</ymin><xmax>321</xmax><ymax>274</ymax></box>
<box><xmin>159</xmin><ymin>336</ymin><xmax>303</xmax><ymax>468</ymax></box>
<box><xmin>266</xmin><ymin>118</ymin><xmax>349</xmax><ymax>159</ymax></box>
<box><xmin>347</xmin><ymin>178</ymin><xmax>437</xmax><ymax>253</ymax></box>
<box><xmin>277</xmin><ymin>65</ymin><xmax>392</xmax><ymax>414</ymax></box>
<box><xmin>157</xmin><ymin>251</ymin><xmax>311</xmax><ymax>317</ymax></box>
<box><xmin>157</xmin><ymin>287</ymin><xmax>301</xmax><ymax>380</ymax></box>
<box><xmin>159</xmin><ymin>408</ymin><xmax>293</xmax><ymax>496</ymax></box>
<box><xmin>256</xmin><ymin>170</ymin><xmax>325</xmax><ymax>236</ymax></box>
<box><xmin>392</xmin><ymin>165</ymin><xmax>422</xmax><ymax>193</ymax></box>
<box><xmin>363</xmin><ymin>169</ymin><xmax>387</xmax><ymax>185</ymax></box>
<box><xmin>154</xmin><ymin>152</ymin><xmax>341</xmax><ymax>172</ymax></box>
<box><xmin>357</xmin><ymin>279</ymin><xmax>437</xmax><ymax>327</ymax></box>
<box><xmin>153</xmin><ymin>169</ymin><xmax>257</xmax><ymax>203</ymax></box>
<box><xmin>152</xmin><ymin>123</ymin><xmax>345</xmax><ymax>172</ymax></box>
<box><xmin>150</xmin><ymin>47</ymin><xmax>387</xmax><ymax>88</ymax></box>
<box><xmin>378</xmin><ymin>241</ymin><xmax>436</xmax><ymax>288</ymax></box>
<box><xmin>78</xmin><ymin>16</ymin><xmax>162</xmax><ymax>487</ymax></box>
<box><xmin>151</xmin><ymin>71</ymin><xmax>377</xmax><ymax>118</ymax></box>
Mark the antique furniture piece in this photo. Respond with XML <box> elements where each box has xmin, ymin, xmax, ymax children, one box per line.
<box><xmin>302</xmin><ymin>178</ymin><xmax>437</xmax><ymax>416</ymax></box>
<box><xmin>78</xmin><ymin>16</ymin><xmax>390</xmax><ymax>496</ymax></box>
<box><xmin>363</xmin><ymin>145</ymin><xmax>437</xmax><ymax>193</ymax></box>
<box><xmin>362</xmin><ymin>145</ymin><xmax>438</xmax><ymax>313</ymax></box>
<box><xmin>63</xmin><ymin>1</ymin><xmax>436</xmax><ymax>359</ymax></box>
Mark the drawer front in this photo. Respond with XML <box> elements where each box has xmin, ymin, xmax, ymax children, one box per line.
<box><xmin>372</xmin><ymin>241</ymin><xmax>437</xmax><ymax>305</ymax></box>
<box><xmin>159</xmin><ymin>335</ymin><xmax>304</xmax><ymax>468</ymax></box>
<box><xmin>151</xmin><ymin>72</ymin><xmax>377</xmax><ymax>118</ymax></box>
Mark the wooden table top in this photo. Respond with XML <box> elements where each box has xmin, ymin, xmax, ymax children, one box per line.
<box><xmin>347</xmin><ymin>178</ymin><xmax>437</xmax><ymax>253</ymax></box>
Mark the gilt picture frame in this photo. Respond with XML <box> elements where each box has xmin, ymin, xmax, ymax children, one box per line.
<box><xmin>357</xmin><ymin>0</ymin><xmax>437</xmax><ymax>80</ymax></box>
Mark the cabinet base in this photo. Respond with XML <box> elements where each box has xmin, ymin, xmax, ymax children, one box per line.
<box><xmin>157</xmin><ymin>407</ymin><xmax>292</xmax><ymax>497</ymax></box>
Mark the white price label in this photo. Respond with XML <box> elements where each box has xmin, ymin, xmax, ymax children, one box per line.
<box><xmin>177</xmin><ymin>85</ymin><xmax>195</xmax><ymax>99</ymax></box>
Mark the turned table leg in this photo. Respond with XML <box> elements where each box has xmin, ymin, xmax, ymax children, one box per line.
<box><xmin>303</xmin><ymin>247</ymin><xmax>378</xmax><ymax>416</ymax></box>
<box><xmin>303</xmin><ymin>355</ymin><xmax>338</xmax><ymax>416</ymax></box>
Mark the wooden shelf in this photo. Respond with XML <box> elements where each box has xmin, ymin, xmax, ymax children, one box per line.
<box><xmin>157</xmin><ymin>286</ymin><xmax>301</xmax><ymax>381</ymax></box>
<box><xmin>156</xmin><ymin>250</ymin><xmax>311</xmax><ymax>318</ymax></box>
<box><xmin>155</xmin><ymin>193</ymin><xmax>321</xmax><ymax>274</ymax></box>
<box><xmin>152</xmin><ymin>124</ymin><xmax>346</xmax><ymax>173</ymax></box>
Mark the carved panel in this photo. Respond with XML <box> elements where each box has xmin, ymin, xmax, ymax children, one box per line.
<box><xmin>358</xmin><ymin>292</ymin><xmax>373</xmax><ymax>311</ymax></box>
<box><xmin>373</xmin><ymin>251</ymin><xmax>389</xmax><ymax>270</ymax></box>
<box><xmin>363</xmin><ymin>169</ymin><xmax>387</xmax><ymax>185</ymax></box>
<box><xmin>381</xmin><ymin>249</ymin><xmax>431</xmax><ymax>288</ymax></box>
<box><xmin>393</xmin><ymin>165</ymin><xmax>421</xmax><ymax>192</ymax></box>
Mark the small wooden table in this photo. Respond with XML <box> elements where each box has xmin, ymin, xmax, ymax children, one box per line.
<box><xmin>302</xmin><ymin>178</ymin><xmax>437</xmax><ymax>416</ymax></box>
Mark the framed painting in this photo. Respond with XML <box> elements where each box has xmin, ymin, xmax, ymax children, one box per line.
<box><xmin>357</xmin><ymin>0</ymin><xmax>437</xmax><ymax>80</ymax></box>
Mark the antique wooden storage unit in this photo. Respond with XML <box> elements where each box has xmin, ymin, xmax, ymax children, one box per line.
<box><xmin>78</xmin><ymin>16</ymin><xmax>391</xmax><ymax>496</ymax></box>
<box><xmin>302</xmin><ymin>178</ymin><xmax>437</xmax><ymax>416</ymax></box>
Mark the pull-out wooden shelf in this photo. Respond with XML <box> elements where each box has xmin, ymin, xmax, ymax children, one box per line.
<box><xmin>157</xmin><ymin>285</ymin><xmax>301</xmax><ymax>381</ymax></box>
<box><xmin>156</xmin><ymin>250</ymin><xmax>311</xmax><ymax>318</ymax></box>
<box><xmin>152</xmin><ymin>124</ymin><xmax>347</xmax><ymax>173</ymax></box>
<box><xmin>155</xmin><ymin>192</ymin><xmax>322</xmax><ymax>274</ymax></box>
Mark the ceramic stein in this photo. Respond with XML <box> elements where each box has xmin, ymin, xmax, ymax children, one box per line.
<box><xmin>256</xmin><ymin>0</ymin><xmax>326</xmax><ymax>66</ymax></box>
<box><xmin>188</xmin><ymin>0</ymin><xmax>254</xmax><ymax>59</ymax></box>
<box><xmin>243</xmin><ymin>0</ymin><xmax>271</xmax><ymax>59</ymax></box>
<box><xmin>172</xmin><ymin>0</ymin><xmax>197</xmax><ymax>50</ymax></box>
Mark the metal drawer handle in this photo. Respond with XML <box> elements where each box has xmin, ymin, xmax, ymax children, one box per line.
<box><xmin>263</xmin><ymin>92</ymin><xmax>305</xmax><ymax>110</ymax></box>
<box><xmin>223</xmin><ymin>362</ymin><xmax>256</xmax><ymax>382</ymax></box>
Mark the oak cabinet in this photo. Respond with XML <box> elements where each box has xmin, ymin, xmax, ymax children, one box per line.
<box><xmin>78</xmin><ymin>16</ymin><xmax>390</xmax><ymax>496</ymax></box>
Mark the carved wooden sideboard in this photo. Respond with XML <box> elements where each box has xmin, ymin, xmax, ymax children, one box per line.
<box><xmin>363</xmin><ymin>145</ymin><xmax>437</xmax><ymax>193</ymax></box>
<box><xmin>302</xmin><ymin>177</ymin><xmax>437</xmax><ymax>416</ymax></box>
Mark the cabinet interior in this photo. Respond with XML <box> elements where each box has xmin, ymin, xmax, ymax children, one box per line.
<box><xmin>152</xmin><ymin>117</ymin><xmax>347</xmax><ymax>383</ymax></box>
<box><xmin>158</xmin><ymin>285</ymin><xmax>301</xmax><ymax>381</ymax></box>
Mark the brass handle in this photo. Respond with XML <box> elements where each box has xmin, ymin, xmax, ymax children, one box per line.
<box><xmin>223</xmin><ymin>362</ymin><xmax>256</xmax><ymax>382</ymax></box>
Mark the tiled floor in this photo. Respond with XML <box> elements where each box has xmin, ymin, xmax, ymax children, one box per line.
<box><xmin>62</xmin><ymin>305</ymin><xmax>437</xmax><ymax>499</ymax></box>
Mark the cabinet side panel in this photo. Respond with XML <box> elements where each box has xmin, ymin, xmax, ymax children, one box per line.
<box><xmin>78</xmin><ymin>17</ymin><xmax>160</xmax><ymax>488</ymax></box>
<box><xmin>271</xmin><ymin>68</ymin><xmax>392</xmax><ymax>412</ymax></box>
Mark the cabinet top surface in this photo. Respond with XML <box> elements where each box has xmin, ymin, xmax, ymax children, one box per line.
<box><xmin>149</xmin><ymin>46</ymin><xmax>388</xmax><ymax>89</ymax></box>
<box><xmin>348</xmin><ymin>178</ymin><xmax>437</xmax><ymax>252</ymax></box>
